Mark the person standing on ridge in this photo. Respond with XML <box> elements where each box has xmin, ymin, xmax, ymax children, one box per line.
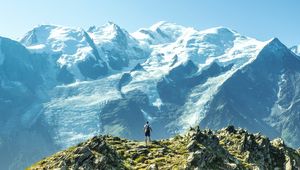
<box><xmin>144</xmin><ymin>121</ymin><xmax>152</xmax><ymax>145</ymax></box>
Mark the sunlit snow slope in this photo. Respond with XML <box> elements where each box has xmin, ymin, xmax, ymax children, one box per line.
<box><xmin>291</xmin><ymin>44</ymin><xmax>300</xmax><ymax>55</ymax></box>
<box><xmin>1</xmin><ymin>21</ymin><xmax>300</xmax><ymax>170</ymax></box>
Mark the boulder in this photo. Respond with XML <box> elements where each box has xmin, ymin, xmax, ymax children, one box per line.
<box><xmin>147</xmin><ymin>163</ymin><xmax>158</xmax><ymax>170</ymax></box>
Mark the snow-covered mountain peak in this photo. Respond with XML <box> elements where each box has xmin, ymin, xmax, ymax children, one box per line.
<box><xmin>150</xmin><ymin>25</ymin><xmax>264</xmax><ymax>69</ymax></box>
<box><xmin>19</xmin><ymin>22</ymin><xmax>149</xmax><ymax>82</ymax></box>
<box><xmin>149</xmin><ymin>21</ymin><xmax>186</xmax><ymax>32</ymax></box>
<box><xmin>4</xmin><ymin>22</ymin><xmax>300</xmax><ymax>170</ymax></box>
<box><xmin>132</xmin><ymin>21</ymin><xmax>189</xmax><ymax>45</ymax></box>
<box><xmin>21</xmin><ymin>24</ymin><xmax>83</xmax><ymax>43</ymax></box>
<box><xmin>198</xmin><ymin>26</ymin><xmax>237</xmax><ymax>36</ymax></box>
<box><xmin>85</xmin><ymin>22</ymin><xmax>149</xmax><ymax>66</ymax></box>
<box><xmin>20</xmin><ymin>24</ymin><xmax>87</xmax><ymax>54</ymax></box>
<box><xmin>106</xmin><ymin>21</ymin><xmax>123</xmax><ymax>31</ymax></box>
<box><xmin>87</xmin><ymin>22</ymin><xmax>132</xmax><ymax>46</ymax></box>
<box><xmin>88</xmin><ymin>22</ymin><xmax>123</xmax><ymax>36</ymax></box>
<box><xmin>177</xmin><ymin>26</ymin><xmax>238</xmax><ymax>44</ymax></box>
<box><xmin>19</xmin><ymin>25</ymin><xmax>108</xmax><ymax>81</ymax></box>
<box><xmin>20</xmin><ymin>24</ymin><xmax>55</xmax><ymax>46</ymax></box>
<box><xmin>194</xmin><ymin>26</ymin><xmax>244</xmax><ymax>45</ymax></box>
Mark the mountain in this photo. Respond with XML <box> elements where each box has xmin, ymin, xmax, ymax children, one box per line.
<box><xmin>291</xmin><ymin>45</ymin><xmax>300</xmax><ymax>55</ymax></box>
<box><xmin>27</xmin><ymin>126</ymin><xmax>300</xmax><ymax>170</ymax></box>
<box><xmin>132</xmin><ymin>21</ymin><xmax>188</xmax><ymax>45</ymax></box>
<box><xmin>202</xmin><ymin>38</ymin><xmax>300</xmax><ymax>145</ymax></box>
<box><xmin>0</xmin><ymin>36</ymin><xmax>58</xmax><ymax>170</ymax></box>
<box><xmin>1</xmin><ymin>21</ymin><xmax>300</xmax><ymax>169</ymax></box>
<box><xmin>20</xmin><ymin>23</ymin><xmax>148</xmax><ymax>82</ymax></box>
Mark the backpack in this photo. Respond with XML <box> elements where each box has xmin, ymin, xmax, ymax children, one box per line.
<box><xmin>145</xmin><ymin>124</ymin><xmax>151</xmax><ymax>133</ymax></box>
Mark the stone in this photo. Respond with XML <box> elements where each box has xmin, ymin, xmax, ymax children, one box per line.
<box><xmin>27</xmin><ymin>127</ymin><xmax>300</xmax><ymax>170</ymax></box>
<box><xmin>187</xmin><ymin>148</ymin><xmax>218</xmax><ymax>169</ymax></box>
<box><xmin>137</xmin><ymin>148</ymin><xmax>149</xmax><ymax>155</ymax></box>
<box><xmin>58</xmin><ymin>161</ymin><xmax>67</xmax><ymax>170</ymax></box>
<box><xmin>147</xmin><ymin>163</ymin><xmax>158</xmax><ymax>170</ymax></box>
<box><xmin>187</xmin><ymin>140</ymin><xmax>198</xmax><ymax>152</ymax></box>
<box><xmin>76</xmin><ymin>151</ymin><xmax>92</xmax><ymax>165</ymax></box>
<box><xmin>151</xmin><ymin>140</ymin><xmax>160</xmax><ymax>145</ymax></box>
<box><xmin>225</xmin><ymin>125</ymin><xmax>236</xmax><ymax>133</ymax></box>
<box><xmin>74</xmin><ymin>147</ymin><xmax>82</xmax><ymax>154</ymax></box>
<box><xmin>226</xmin><ymin>163</ymin><xmax>237</xmax><ymax>169</ymax></box>
<box><xmin>89</xmin><ymin>141</ymin><xmax>100</xmax><ymax>150</ymax></box>
<box><xmin>272</xmin><ymin>138</ymin><xmax>285</xmax><ymax>147</ymax></box>
<box><xmin>131</xmin><ymin>153</ymin><xmax>139</xmax><ymax>159</ymax></box>
<box><xmin>158</xmin><ymin>147</ymin><xmax>167</xmax><ymax>154</ymax></box>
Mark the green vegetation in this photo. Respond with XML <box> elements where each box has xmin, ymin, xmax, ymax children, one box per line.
<box><xmin>27</xmin><ymin>126</ymin><xmax>300</xmax><ymax>170</ymax></box>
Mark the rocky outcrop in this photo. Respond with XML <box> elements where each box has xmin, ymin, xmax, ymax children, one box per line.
<box><xmin>28</xmin><ymin>136</ymin><xmax>124</xmax><ymax>170</ymax></box>
<box><xmin>27</xmin><ymin>126</ymin><xmax>300</xmax><ymax>170</ymax></box>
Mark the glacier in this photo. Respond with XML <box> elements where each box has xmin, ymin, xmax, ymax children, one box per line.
<box><xmin>1</xmin><ymin>21</ymin><xmax>300</xmax><ymax>169</ymax></box>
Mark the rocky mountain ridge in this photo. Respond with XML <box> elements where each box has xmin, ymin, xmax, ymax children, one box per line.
<box><xmin>27</xmin><ymin>126</ymin><xmax>300</xmax><ymax>170</ymax></box>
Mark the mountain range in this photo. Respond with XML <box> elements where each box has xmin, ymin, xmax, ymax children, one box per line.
<box><xmin>1</xmin><ymin>21</ymin><xmax>300</xmax><ymax>169</ymax></box>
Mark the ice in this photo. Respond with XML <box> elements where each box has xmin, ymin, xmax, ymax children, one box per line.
<box><xmin>141</xmin><ymin>109</ymin><xmax>155</xmax><ymax>123</ymax></box>
<box><xmin>132</xmin><ymin>21</ymin><xmax>189</xmax><ymax>45</ymax></box>
<box><xmin>43</xmin><ymin>74</ymin><xmax>122</xmax><ymax>147</ymax></box>
<box><xmin>125</xmin><ymin>24</ymin><xmax>269</xmax><ymax>132</ymax></box>
<box><xmin>5</xmin><ymin>22</ymin><xmax>300</xmax><ymax>170</ymax></box>
<box><xmin>17</xmin><ymin>21</ymin><xmax>279</xmax><ymax>148</ymax></box>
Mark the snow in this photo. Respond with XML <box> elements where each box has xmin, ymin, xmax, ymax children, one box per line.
<box><xmin>198</xmin><ymin>26</ymin><xmax>237</xmax><ymax>35</ymax></box>
<box><xmin>87</xmin><ymin>22</ymin><xmax>149</xmax><ymax>61</ymax></box>
<box><xmin>6</xmin><ymin>21</ymin><xmax>300</xmax><ymax>170</ymax></box>
<box><xmin>20</xmin><ymin>25</ymin><xmax>98</xmax><ymax>80</ymax></box>
<box><xmin>152</xmin><ymin>98</ymin><xmax>163</xmax><ymax>108</ymax></box>
<box><xmin>149</xmin><ymin>21</ymin><xmax>187</xmax><ymax>40</ymax></box>
<box><xmin>43</xmin><ymin>74</ymin><xmax>122</xmax><ymax>147</ymax></box>
<box><xmin>179</xmin><ymin>71</ymin><xmax>234</xmax><ymax>128</ymax></box>
<box><xmin>18</xmin><ymin>21</ymin><xmax>279</xmax><ymax>147</ymax></box>
<box><xmin>141</xmin><ymin>109</ymin><xmax>155</xmax><ymax>123</ymax></box>
<box><xmin>124</xmin><ymin>24</ymin><xmax>270</xmax><ymax>131</ymax></box>
<box><xmin>87</xmin><ymin>22</ymin><xmax>121</xmax><ymax>44</ymax></box>
<box><xmin>20</xmin><ymin>22</ymin><xmax>150</xmax><ymax>81</ymax></box>
<box><xmin>26</xmin><ymin>44</ymin><xmax>46</xmax><ymax>52</ymax></box>
<box><xmin>295</xmin><ymin>45</ymin><xmax>300</xmax><ymax>55</ymax></box>
<box><xmin>29</xmin><ymin>25</ymin><xmax>91</xmax><ymax>57</ymax></box>
<box><xmin>132</xmin><ymin>21</ymin><xmax>189</xmax><ymax>45</ymax></box>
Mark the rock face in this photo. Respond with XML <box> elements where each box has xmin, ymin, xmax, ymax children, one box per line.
<box><xmin>3</xmin><ymin>22</ymin><xmax>300</xmax><ymax>169</ymax></box>
<box><xmin>0</xmin><ymin>37</ymin><xmax>58</xmax><ymax>170</ymax></box>
<box><xmin>201</xmin><ymin>39</ymin><xmax>300</xmax><ymax>149</ymax></box>
<box><xmin>27</xmin><ymin>126</ymin><xmax>300</xmax><ymax>170</ymax></box>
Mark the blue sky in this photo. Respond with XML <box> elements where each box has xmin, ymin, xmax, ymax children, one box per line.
<box><xmin>0</xmin><ymin>0</ymin><xmax>299</xmax><ymax>46</ymax></box>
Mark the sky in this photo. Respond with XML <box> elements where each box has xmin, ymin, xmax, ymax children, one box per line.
<box><xmin>0</xmin><ymin>0</ymin><xmax>299</xmax><ymax>46</ymax></box>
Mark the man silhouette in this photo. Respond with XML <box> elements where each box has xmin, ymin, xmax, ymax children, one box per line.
<box><xmin>144</xmin><ymin>121</ymin><xmax>152</xmax><ymax>145</ymax></box>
